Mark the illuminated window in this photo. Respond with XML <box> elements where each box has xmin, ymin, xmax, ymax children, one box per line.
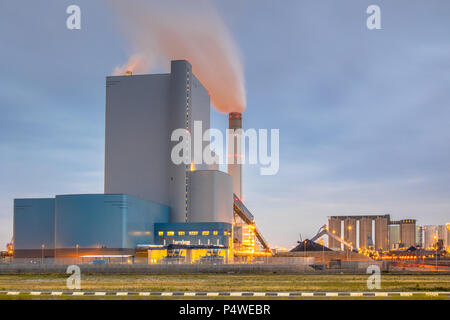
<box><xmin>158</xmin><ymin>231</ymin><xmax>164</xmax><ymax>236</ymax></box>
<box><xmin>224</xmin><ymin>231</ymin><xmax>228</xmax><ymax>236</ymax></box>
<box><xmin>202</xmin><ymin>231</ymin><xmax>209</xmax><ymax>236</ymax></box>
<box><xmin>167</xmin><ymin>231</ymin><xmax>175</xmax><ymax>236</ymax></box>
<box><xmin>213</xmin><ymin>231</ymin><xmax>218</xmax><ymax>236</ymax></box>
<box><xmin>189</xmin><ymin>231</ymin><xmax>198</xmax><ymax>236</ymax></box>
<box><xmin>178</xmin><ymin>231</ymin><xmax>185</xmax><ymax>236</ymax></box>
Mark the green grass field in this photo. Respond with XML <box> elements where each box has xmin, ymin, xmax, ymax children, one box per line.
<box><xmin>0</xmin><ymin>273</ymin><xmax>448</xmax><ymax>295</ymax></box>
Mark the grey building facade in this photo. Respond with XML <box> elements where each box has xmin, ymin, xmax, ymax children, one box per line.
<box><xmin>105</xmin><ymin>60</ymin><xmax>210</xmax><ymax>223</ymax></box>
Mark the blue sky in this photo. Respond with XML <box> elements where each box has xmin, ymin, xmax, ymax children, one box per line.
<box><xmin>1</xmin><ymin>1</ymin><xmax>449</xmax><ymax>248</ymax></box>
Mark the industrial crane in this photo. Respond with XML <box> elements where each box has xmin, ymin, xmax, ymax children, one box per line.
<box><xmin>310</xmin><ymin>224</ymin><xmax>354</xmax><ymax>251</ymax></box>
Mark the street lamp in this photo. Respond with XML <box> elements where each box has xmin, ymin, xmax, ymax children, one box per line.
<box><xmin>433</xmin><ymin>234</ymin><xmax>438</xmax><ymax>270</ymax></box>
<box><xmin>41</xmin><ymin>244</ymin><xmax>45</xmax><ymax>264</ymax></box>
<box><xmin>347</xmin><ymin>226</ymin><xmax>353</xmax><ymax>262</ymax></box>
<box><xmin>304</xmin><ymin>240</ymin><xmax>307</xmax><ymax>258</ymax></box>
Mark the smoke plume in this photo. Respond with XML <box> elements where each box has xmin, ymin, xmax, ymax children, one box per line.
<box><xmin>107</xmin><ymin>0</ymin><xmax>246</xmax><ymax>113</ymax></box>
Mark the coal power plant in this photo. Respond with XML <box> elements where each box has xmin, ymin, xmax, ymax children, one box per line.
<box><xmin>12</xmin><ymin>60</ymin><xmax>270</xmax><ymax>264</ymax></box>
<box><xmin>9</xmin><ymin>60</ymin><xmax>448</xmax><ymax>267</ymax></box>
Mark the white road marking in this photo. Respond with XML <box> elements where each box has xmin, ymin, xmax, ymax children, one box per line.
<box><xmin>301</xmin><ymin>292</ymin><xmax>314</xmax><ymax>297</ymax></box>
<box><xmin>375</xmin><ymin>292</ymin><xmax>388</xmax><ymax>297</ymax></box>
<box><xmin>350</xmin><ymin>292</ymin><xmax>363</xmax><ymax>297</ymax></box>
<box><xmin>161</xmin><ymin>292</ymin><xmax>173</xmax><ymax>296</ymax></box>
<box><xmin>116</xmin><ymin>292</ymin><xmax>128</xmax><ymax>296</ymax></box>
<box><xmin>230</xmin><ymin>292</ymin><xmax>242</xmax><ymax>296</ymax></box>
<box><xmin>277</xmin><ymin>292</ymin><xmax>290</xmax><ymax>297</ymax></box>
<box><xmin>326</xmin><ymin>292</ymin><xmax>338</xmax><ymax>297</ymax></box>
<box><xmin>94</xmin><ymin>292</ymin><xmax>106</xmax><ymax>296</ymax></box>
<box><xmin>206</xmin><ymin>292</ymin><xmax>219</xmax><ymax>296</ymax></box>
<box><xmin>253</xmin><ymin>292</ymin><xmax>266</xmax><ymax>297</ymax></box>
<box><xmin>7</xmin><ymin>292</ymin><xmax>19</xmax><ymax>295</ymax></box>
<box><xmin>30</xmin><ymin>292</ymin><xmax>41</xmax><ymax>296</ymax></box>
<box><xmin>51</xmin><ymin>292</ymin><xmax>63</xmax><ymax>296</ymax></box>
<box><xmin>400</xmin><ymin>292</ymin><xmax>412</xmax><ymax>297</ymax></box>
<box><xmin>184</xmin><ymin>292</ymin><xmax>196</xmax><ymax>296</ymax></box>
<box><xmin>139</xmin><ymin>292</ymin><xmax>150</xmax><ymax>296</ymax></box>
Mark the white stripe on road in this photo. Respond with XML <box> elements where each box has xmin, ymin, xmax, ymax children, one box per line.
<box><xmin>139</xmin><ymin>292</ymin><xmax>150</xmax><ymax>296</ymax></box>
<box><xmin>116</xmin><ymin>292</ymin><xmax>128</xmax><ymax>296</ymax></box>
<box><xmin>51</xmin><ymin>292</ymin><xmax>62</xmax><ymax>296</ymax></box>
<box><xmin>206</xmin><ymin>292</ymin><xmax>219</xmax><ymax>296</ymax></box>
<box><xmin>184</xmin><ymin>292</ymin><xmax>196</xmax><ymax>296</ymax></box>
<box><xmin>72</xmin><ymin>292</ymin><xmax>84</xmax><ymax>296</ymax></box>
<box><xmin>400</xmin><ymin>292</ymin><xmax>412</xmax><ymax>297</ymax></box>
<box><xmin>253</xmin><ymin>292</ymin><xmax>266</xmax><ymax>297</ymax></box>
<box><xmin>161</xmin><ymin>292</ymin><xmax>173</xmax><ymax>296</ymax></box>
<box><xmin>375</xmin><ymin>292</ymin><xmax>388</xmax><ymax>297</ymax></box>
<box><xmin>30</xmin><ymin>292</ymin><xmax>41</xmax><ymax>296</ymax></box>
<box><xmin>7</xmin><ymin>292</ymin><xmax>19</xmax><ymax>295</ymax></box>
<box><xmin>350</xmin><ymin>292</ymin><xmax>363</xmax><ymax>297</ymax></box>
<box><xmin>94</xmin><ymin>292</ymin><xmax>106</xmax><ymax>296</ymax></box>
<box><xmin>230</xmin><ymin>292</ymin><xmax>242</xmax><ymax>296</ymax></box>
<box><xmin>301</xmin><ymin>292</ymin><xmax>314</xmax><ymax>297</ymax></box>
<box><xmin>277</xmin><ymin>292</ymin><xmax>290</xmax><ymax>297</ymax></box>
<box><xmin>326</xmin><ymin>292</ymin><xmax>338</xmax><ymax>297</ymax></box>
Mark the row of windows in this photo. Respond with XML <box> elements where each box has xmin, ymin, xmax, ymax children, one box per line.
<box><xmin>185</xmin><ymin>70</ymin><xmax>190</xmax><ymax>220</ymax></box>
<box><xmin>158</xmin><ymin>230</ymin><xmax>228</xmax><ymax>237</ymax></box>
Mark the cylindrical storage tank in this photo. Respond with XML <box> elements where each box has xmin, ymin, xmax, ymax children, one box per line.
<box><xmin>189</xmin><ymin>170</ymin><xmax>233</xmax><ymax>223</ymax></box>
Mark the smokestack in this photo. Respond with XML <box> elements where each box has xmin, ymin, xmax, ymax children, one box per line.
<box><xmin>228</xmin><ymin>112</ymin><xmax>242</xmax><ymax>199</ymax></box>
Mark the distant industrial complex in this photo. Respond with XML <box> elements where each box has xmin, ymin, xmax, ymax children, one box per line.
<box><xmin>326</xmin><ymin>215</ymin><xmax>450</xmax><ymax>251</ymax></box>
<box><xmin>5</xmin><ymin>60</ymin><xmax>450</xmax><ymax>267</ymax></box>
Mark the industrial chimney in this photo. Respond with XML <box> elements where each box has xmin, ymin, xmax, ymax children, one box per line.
<box><xmin>228</xmin><ymin>112</ymin><xmax>242</xmax><ymax>199</ymax></box>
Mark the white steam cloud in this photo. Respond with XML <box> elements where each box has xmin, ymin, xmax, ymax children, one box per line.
<box><xmin>107</xmin><ymin>0</ymin><xmax>246</xmax><ymax>113</ymax></box>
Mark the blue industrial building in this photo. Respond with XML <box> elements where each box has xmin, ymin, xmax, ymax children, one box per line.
<box><xmin>13</xmin><ymin>194</ymin><xmax>170</xmax><ymax>258</ymax></box>
<box><xmin>13</xmin><ymin>194</ymin><xmax>234</xmax><ymax>258</ymax></box>
<box><xmin>14</xmin><ymin>198</ymin><xmax>55</xmax><ymax>257</ymax></box>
